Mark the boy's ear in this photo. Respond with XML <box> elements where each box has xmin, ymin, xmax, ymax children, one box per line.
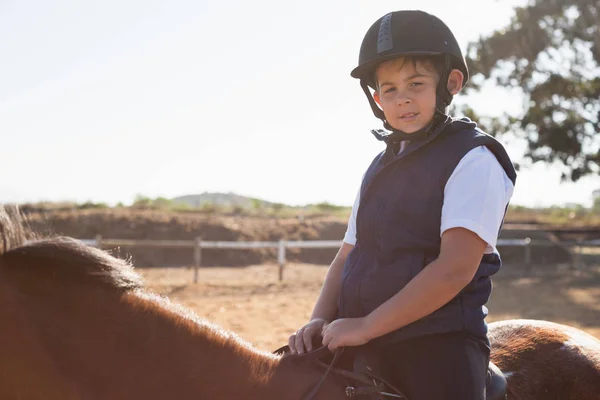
<box><xmin>447</xmin><ymin>69</ymin><xmax>464</xmax><ymax>95</ymax></box>
<box><xmin>373</xmin><ymin>91</ymin><xmax>382</xmax><ymax>107</ymax></box>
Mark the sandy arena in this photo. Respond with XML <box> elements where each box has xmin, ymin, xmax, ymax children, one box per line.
<box><xmin>140</xmin><ymin>262</ymin><xmax>600</xmax><ymax>351</ymax></box>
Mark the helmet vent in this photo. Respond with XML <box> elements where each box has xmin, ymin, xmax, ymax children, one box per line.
<box><xmin>377</xmin><ymin>13</ymin><xmax>393</xmax><ymax>54</ymax></box>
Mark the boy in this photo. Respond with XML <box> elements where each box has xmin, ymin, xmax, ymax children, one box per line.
<box><xmin>288</xmin><ymin>10</ymin><xmax>517</xmax><ymax>400</ymax></box>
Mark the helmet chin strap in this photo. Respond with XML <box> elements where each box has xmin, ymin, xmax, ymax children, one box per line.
<box><xmin>362</xmin><ymin>55</ymin><xmax>455</xmax><ymax>145</ymax></box>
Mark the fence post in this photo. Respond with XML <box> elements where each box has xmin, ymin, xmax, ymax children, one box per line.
<box><xmin>278</xmin><ymin>239</ymin><xmax>286</xmax><ymax>281</ymax></box>
<box><xmin>523</xmin><ymin>237</ymin><xmax>532</xmax><ymax>274</ymax></box>
<box><xmin>572</xmin><ymin>239</ymin><xmax>582</xmax><ymax>270</ymax></box>
<box><xmin>95</xmin><ymin>234</ymin><xmax>103</xmax><ymax>249</ymax></box>
<box><xmin>193</xmin><ymin>237</ymin><xmax>202</xmax><ymax>284</ymax></box>
<box><xmin>524</xmin><ymin>237</ymin><xmax>532</xmax><ymax>264</ymax></box>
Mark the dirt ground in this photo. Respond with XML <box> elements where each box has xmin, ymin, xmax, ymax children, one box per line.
<box><xmin>139</xmin><ymin>261</ymin><xmax>600</xmax><ymax>351</ymax></box>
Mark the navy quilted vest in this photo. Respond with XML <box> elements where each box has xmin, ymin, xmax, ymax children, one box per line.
<box><xmin>338</xmin><ymin>118</ymin><xmax>517</xmax><ymax>344</ymax></box>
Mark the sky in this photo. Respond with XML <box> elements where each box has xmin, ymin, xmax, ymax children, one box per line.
<box><xmin>1</xmin><ymin>0</ymin><xmax>598</xmax><ymax>208</ymax></box>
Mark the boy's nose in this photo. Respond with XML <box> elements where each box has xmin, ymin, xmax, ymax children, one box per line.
<box><xmin>396</xmin><ymin>94</ymin><xmax>411</xmax><ymax>105</ymax></box>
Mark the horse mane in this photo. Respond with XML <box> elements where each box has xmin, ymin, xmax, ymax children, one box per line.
<box><xmin>0</xmin><ymin>205</ymin><xmax>30</xmax><ymax>254</ymax></box>
<box><xmin>0</xmin><ymin>205</ymin><xmax>142</xmax><ymax>291</ymax></box>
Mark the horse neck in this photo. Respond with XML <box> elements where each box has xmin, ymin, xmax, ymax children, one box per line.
<box><xmin>3</xmin><ymin>277</ymin><xmax>305</xmax><ymax>399</ymax></box>
<box><xmin>273</xmin><ymin>356</ymin><xmax>350</xmax><ymax>400</ymax></box>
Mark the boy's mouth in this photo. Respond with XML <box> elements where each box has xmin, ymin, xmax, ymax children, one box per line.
<box><xmin>400</xmin><ymin>112</ymin><xmax>419</xmax><ymax>121</ymax></box>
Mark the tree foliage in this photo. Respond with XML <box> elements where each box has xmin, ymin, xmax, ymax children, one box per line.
<box><xmin>465</xmin><ymin>0</ymin><xmax>600</xmax><ymax>181</ymax></box>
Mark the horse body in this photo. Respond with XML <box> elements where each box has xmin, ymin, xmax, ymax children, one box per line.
<box><xmin>0</xmin><ymin>206</ymin><xmax>599</xmax><ymax>399</ymax></box>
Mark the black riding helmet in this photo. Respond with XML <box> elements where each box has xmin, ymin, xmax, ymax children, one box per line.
<box><xmin>351</xmin><ymin>10</ymin><xmax>469</xmax><ymax>140</ymax></box>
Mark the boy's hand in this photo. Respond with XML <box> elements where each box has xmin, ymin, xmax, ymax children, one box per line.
<box><xmin>288</xmin><ymin>318</ymin><xmax>328</xmax><ymax>355</ymax></box>
<box><xmin>321</xmin><ymin>318</ymin><xmax>371</xmax><ymax>351</ymax></box>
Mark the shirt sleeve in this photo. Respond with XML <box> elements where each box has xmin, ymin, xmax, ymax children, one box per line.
<box><xmin>343</xmin><ymin>186</ymin><xmax>361</xmax><ymax>245</ymax></box>
<box><xmin>441</xmin><ymin>146</ymin><xmax>515</xmax><ymax>253</ymax></box>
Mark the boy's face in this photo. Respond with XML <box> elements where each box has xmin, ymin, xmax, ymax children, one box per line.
<box><xmin>373</xmin><ymin>58</ymin><xmax>440</xmax><ymax>133</ymax></box>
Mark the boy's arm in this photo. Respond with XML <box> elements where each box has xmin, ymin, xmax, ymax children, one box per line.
<box><xmin>289</xmin><ymin>242</ymin><xmax>353</xmax><ymax>354</ymax></box>
<box><xmin>313</xmin><ymin>183</ymin><xmax>360</xmax><ymax>321</ymax></box>
<box><xmin>310</xmin><ymin>242</ymin><xmax>354</xmax><ymax>321</ymax></box>
<box><xmin>363</xmin><ymin>227</ymin><xmax>485</xmax><ymax>340</ymax></box>
<box><xmin>291</xmin><ymin>180</ymin><xmax>361</xmax><ymax>354</ymax></box>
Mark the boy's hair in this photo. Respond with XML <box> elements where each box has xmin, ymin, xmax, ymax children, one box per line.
<box><xmin>373</xmin><ymin>54</ymin><xmax>445</xmax><ymax>92</ymax></box>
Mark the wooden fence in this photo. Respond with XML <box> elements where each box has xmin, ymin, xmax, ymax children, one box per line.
<box><xmin>80</xmin><ymin>236</ymin><xmax>600</xmax><ymax>283</ymax></box>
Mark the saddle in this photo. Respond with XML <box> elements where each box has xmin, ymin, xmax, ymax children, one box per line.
<box><xmin>275</xmin><ymin>342</ymin><xmax>507</xmax><ymax>400</ymax></box>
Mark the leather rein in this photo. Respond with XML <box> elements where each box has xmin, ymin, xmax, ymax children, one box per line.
<box><xmin>274</xmin><ymin>345</ymin><xmax>408</xmax><ymax>400</ymax></box>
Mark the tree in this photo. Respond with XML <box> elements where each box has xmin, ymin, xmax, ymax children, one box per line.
<box><xmin>464</xmin><ymin>0</ymin><xmax>600</xmax><ymax>181</ymax></box>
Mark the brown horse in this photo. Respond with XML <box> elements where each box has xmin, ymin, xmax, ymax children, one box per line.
<box><xmin>0</xmin><ymin>207</ymin><xmax>351</xmax><ymax>400</ymax></box>
<box><xmin>0</xmin><ymin>206</ymin><xmax>599</xmax><ymax>399</ymax></box>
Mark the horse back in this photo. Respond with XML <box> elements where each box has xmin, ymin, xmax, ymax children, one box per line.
<box><xmin>489</xmin><ymin>319</ymin><xmax>600</xmax><ymax>400</ymax></box>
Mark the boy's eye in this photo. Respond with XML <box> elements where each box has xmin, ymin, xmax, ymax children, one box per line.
<box><xmin>384</xmin><ymin>87</ymin><xmax>396</xmax><ymax>94</ymax></box>
<box><xmin>410</xmin><ymin>82</ymin><xmax>423</xmax><ymax>88</ymax></box>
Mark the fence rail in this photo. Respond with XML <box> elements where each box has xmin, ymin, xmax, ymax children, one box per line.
<box><xmin>77</xmin><ymin>236</ymin><xmax>600</xmax><ymax>283</ymax></box>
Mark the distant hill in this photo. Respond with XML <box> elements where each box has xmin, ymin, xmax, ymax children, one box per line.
<box><xmin>171</xmin><ymin>192</ymin><xmax>278</xmax><ymax>208</ymax></box>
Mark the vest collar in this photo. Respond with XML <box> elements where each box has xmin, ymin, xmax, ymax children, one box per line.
<box><xmin>373</xmin><ymin>114</ymin><xmax>454</xmax><ymax>165</ymax></box>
